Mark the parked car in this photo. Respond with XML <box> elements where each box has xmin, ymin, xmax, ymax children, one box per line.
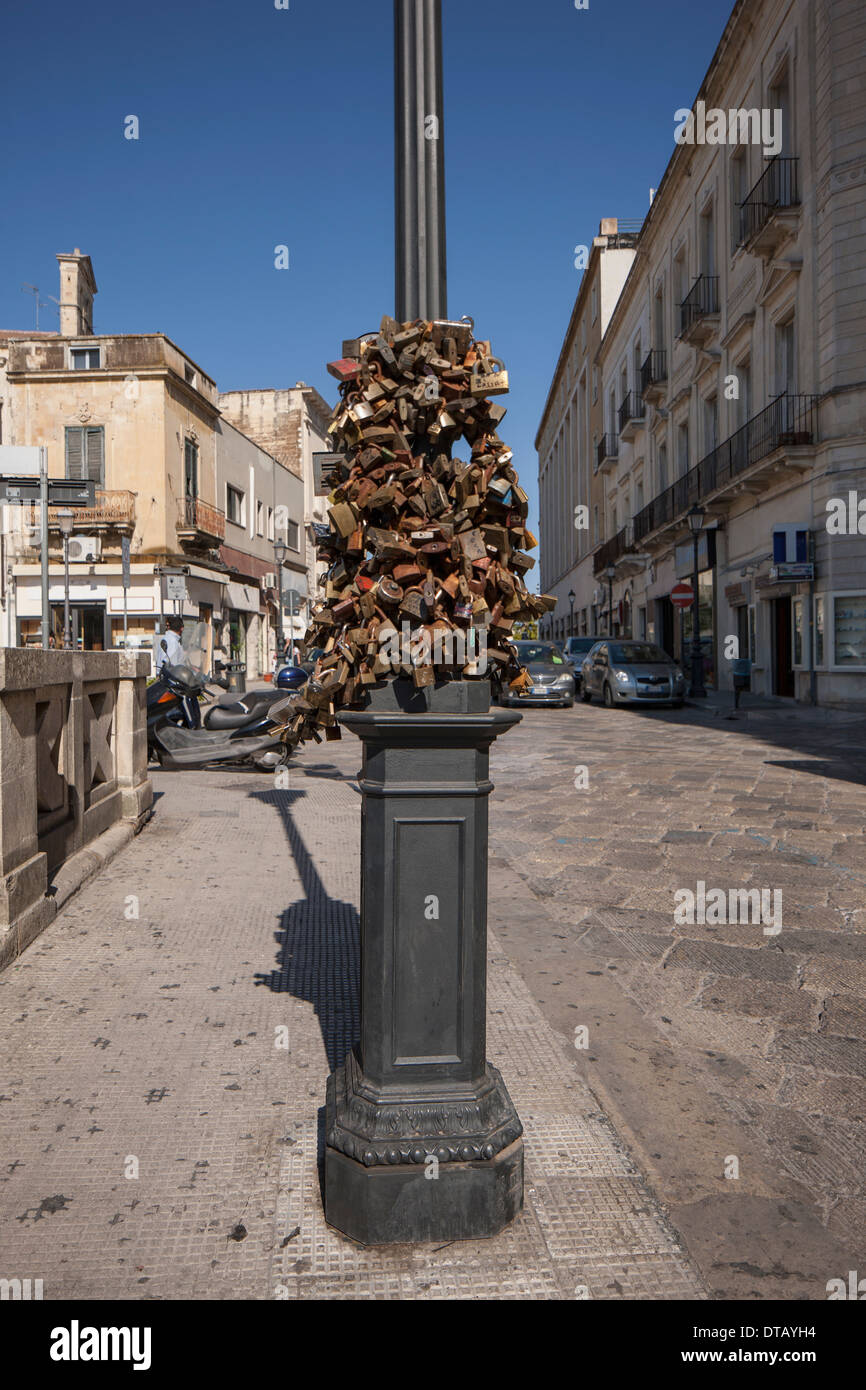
<box><xmin>501</xmin><ymin>640</ymin><xmax>575</xmax><ymax>708</ymax></box>
<box><xmin>563</xmin><ymin>635</ymin><xmax>610</xmax><ymax>693</ymax></box>
<box><xmin>580</xmin><ymin>640</ymin><xmax>686</xmax><ymax>708</ymax></box>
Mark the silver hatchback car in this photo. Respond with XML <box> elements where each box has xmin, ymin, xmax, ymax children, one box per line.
<box><xmin>501</xmin><ymin>641</ymin><xmax>575</xmax><ymax>708</ymax></box>
<box><xmin>581</xmin><ymin>640</ymin><xmax>686</xmax><ymax>708</ymax></box>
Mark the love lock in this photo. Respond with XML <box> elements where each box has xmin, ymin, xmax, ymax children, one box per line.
<box><xmin>470</xmin><ymin>357</ymin><xmax>510</xmax><ymax>398</ymax></box>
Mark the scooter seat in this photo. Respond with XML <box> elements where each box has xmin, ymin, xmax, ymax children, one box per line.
<box><xmin>204</xmin><ymin>691</ymin><xmax>281</xmax><ymax>730</ymax></box>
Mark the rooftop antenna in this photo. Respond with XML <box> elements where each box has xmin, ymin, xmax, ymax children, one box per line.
<box><xmin>21</xmin><ymin>283</ymin><xmax>48</xmax><ymax>331</ymax></box>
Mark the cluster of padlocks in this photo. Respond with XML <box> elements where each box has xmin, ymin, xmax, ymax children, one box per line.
<box><xmin>285</xmin><ymin>315</ymin><xmax>556</xmax><ymax>745</ymax></box>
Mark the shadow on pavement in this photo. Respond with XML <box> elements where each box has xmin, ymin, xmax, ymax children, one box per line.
<box><xmin>250</xmin><ymin>787</ymin><xmax>360</xmax><ymax>1074</ymax></box>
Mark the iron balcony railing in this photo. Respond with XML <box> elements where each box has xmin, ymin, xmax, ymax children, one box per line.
<box><xmin>738</xmin><ymin>156</ymin><xmax>800</xmax><ymax>246</ymax></box>
<box><xmin>632</xmin><ymin>393</ymin><xmax>819</xmax><ymax>546</ymax></box>
<box><xmin>640</xmin><ymin>350</ymin><xmax>667</xmax><ymax>396</ymax></box>
<box><xmin>593</xmin><ymin>526</ymin><xmax>633</xmax><ymax>576</ymax></box>
<box><xmin>618</xmin><ymin>390</ymin><xmax>646</xmax><ymax>433</ymax></box>
<box><xmin>177</xmin><ymin>495</ymin><xmax>226</xmax><ymax>541</ymax></box>
<box><xmin>679</xmin><ymin>275</ymin><xmax>719</xmax><ymax>336</ymax></box>
<box><xmin>597</xmin><ymin>433</ymin><xmax>619</xmax><ymax>469</ymax></box>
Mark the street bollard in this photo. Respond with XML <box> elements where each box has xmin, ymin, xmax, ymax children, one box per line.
<box><xmin>324</xmin><ymin>677</ymin><xmax>524</xmax><ymax>1244</ymax></box>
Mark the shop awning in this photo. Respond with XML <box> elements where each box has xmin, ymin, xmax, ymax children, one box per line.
<box><xmin>225</xmin><ymin>582</ymin><xmax>261</xmax><ymax>614</ymax></box>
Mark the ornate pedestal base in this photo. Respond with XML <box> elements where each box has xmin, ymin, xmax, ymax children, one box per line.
<box><xmin>325</xmin><ymin>1055</ymin><xmax>523</xmax><ymax>1245</ymax></box>
<box><xmin>324</xmin><ymin>680</ymin><xmax>523</xmax><ymax>1245</ymax></box>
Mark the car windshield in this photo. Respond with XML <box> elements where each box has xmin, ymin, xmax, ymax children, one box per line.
<box><xmin>566</xmin><ymin>639</ymin><xmax>597</xmax><ymax>653</ymax></box>
<box><xmin>515</xmin><ymin>643</ymin><xmax>565</xmax><ymax>665</ymax></box>
<box><xmin>609</xmin><ymin>643</ymin><xmax>671</xmax><ymax>664</ymax></box>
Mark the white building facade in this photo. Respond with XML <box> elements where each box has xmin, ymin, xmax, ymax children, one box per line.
<box><xmin>538</xmin><ymin>0</ymin><xmax>866</xmax><ymax>707</ymax></box>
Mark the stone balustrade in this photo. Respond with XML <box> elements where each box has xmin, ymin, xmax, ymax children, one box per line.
<box><xmin>0</xmin><ymin>648</ymin><xmax>153</xmax><ymax>972</ymax></box>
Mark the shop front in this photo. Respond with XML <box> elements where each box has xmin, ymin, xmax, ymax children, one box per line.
<box><xmin>674</xmin><ymin>531</ymin><xmax>718</xmax><ymax>689</ymax></box>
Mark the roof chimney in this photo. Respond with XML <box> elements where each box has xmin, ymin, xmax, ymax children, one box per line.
<box><xmin>56</xmin><ymin>250</ymin><xmax>97</xmax><ymax>337</ymax></box>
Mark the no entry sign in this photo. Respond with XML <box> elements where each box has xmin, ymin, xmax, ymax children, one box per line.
<box><xmin>671</xmin><ymin>582</ymin><xmax>694</xmax><ymax>609</ymax></box>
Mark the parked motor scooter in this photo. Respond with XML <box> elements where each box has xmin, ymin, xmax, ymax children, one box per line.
<box><xmin>151</xmin><ymin>663</ymin><xmax>296</xmax><ymax>770</ymax></box>
<box><xmin>147</xmin><ymin>621</ymin><xmax>295</xmax><ymax>770</ymax></box>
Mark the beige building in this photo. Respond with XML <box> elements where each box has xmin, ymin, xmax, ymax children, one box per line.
<box><xmin>0</xmin><ymin>251</ymin><xmax>313</xmax><ymax>678</ymax></box>
<box><xmin>537</xmin><ymin>0</ymin><xmax>866</xmax><ymax>708</ymax></box>
<box><xmin>218</xmin><ymin>385</ymin><xmax>332</xmax><ymax>611</ymax></box>
<box><xmin>536</xmin><ymin>221</ymin><xmax>639</xmax><ymax>638</ymax></box>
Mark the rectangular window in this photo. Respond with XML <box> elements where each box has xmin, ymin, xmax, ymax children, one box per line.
<box><xmin>65</xmin><ymin>426</ymin><xmax>104</xmax><ymax>485</ymax></box>
<box><xmin>184</xmin><ymin>364</ymin><xmax>197</xmax><ymax>388</ymax></box>
<box><xmin>287</xmin><ymin>519</ymin><xmax>300</xmax><ymax>551</ymax></box>
<box><xmin>226</xmin><ymin>484</ymin><xmax>245</xmax><ymax>526</ymax></box>
<box><xmin>737</xmin><ymin>359</ymin><xmax>751</xmax><ymax>426</ymax></box>
<box><xmin>591</xmin><ymin>283</ymin><xmax>598</xmax><ymax>323</ymax></box>
<box><xmin>71</xmin><ymin>347</ymin><xmax>100</xmax><ymax>370</ymax></box>
<box><xmin>775</xmin><ymin>318</ymin><xmax>796</xmax><ymax>396</ymax></box>
<box><xmin>654</xmin><ymin>283</ymin><xmax>665</xmax><ymax>352</ymax></box>
<box><xmin>792</xmin><ymin>597</ymin><xmax>804</xmax><ymax>666</ymax></box>
<box><xmin>256</xmin><ymin>499</ymin><xmax>265</xmax><ymax>537</ymax></box>
<box><xmin>703</xmin><ymin>395</ymin><xmax>718</xmax><ymax>454</ymax></box>
<box><xmin>593</xmin><ymin>505</ymin><xmax>599</xmax><ymax>543</ymax></box>
<box><xmin>814</xmin><ymin>595</ymin><xmax>825</xmax><ymax>666</ymax></box>
<box><xmin>658</xmin><ymin>443</ymin><xmax>668</xmax><ymax>492</ymax></box>
<box><xmin>700</xmin><ymin>202</ymin><xmax>716</xmax><ymax>279</ymax></box>
<box><xmin>731</xmin><ymin>148</ymin><xmax>749</xmax><ymax>251</ymax></box>
<box><xmin>184</xmin><ymin>438</ymin><xmax>198</xmax><ymax>499</ymax></box>
<box><xmin>267</xmin><ymin>506</ymin><xmax>275</xmax><ymax>542</ymax></box>
<box><xmin>770</xmin><ymin>65</ymin><xmax>792</xmax><ymax>157</ymax></box>
<box><xmin>674</xmin><ymin>248</ymin><xmax>687</xmax><ymax>314</ymax></box>
<box><xmin>833</xmin><ymin>595</ymin><xmax>866</xmax><ymax>668</ymax></box>
<box><xmin>677</xmin><ymin>422</ymin><xmax>689</xmax><ymax>477</ymax></box>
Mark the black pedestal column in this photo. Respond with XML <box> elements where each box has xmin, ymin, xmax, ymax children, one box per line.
<box><xmin>324</xmin><ymin>681</ymin><xmax>524</xmax><ymax>1244</ymax></box>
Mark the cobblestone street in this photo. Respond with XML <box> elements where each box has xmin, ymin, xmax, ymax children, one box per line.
<box><xmin>0</xmin><ymin>697</ymin><xmax>863</xmax><ymax>1301</ymax></box>
<box><xmin>489</xmin><ymin>697</ymin><xmax>866</xmax><ymax>1299</ymax></box>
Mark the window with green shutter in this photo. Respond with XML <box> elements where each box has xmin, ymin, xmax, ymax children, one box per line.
<box><xmin>65</xmin><ymin>426</ymin><xmax>104</xmax><ymax>485</ymax></box>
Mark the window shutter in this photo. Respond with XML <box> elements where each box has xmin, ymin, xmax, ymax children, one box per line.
<box><xmin>85</xmin><ymin>427</ymin><xmax>104</xmax><ymax>485</ymax></box>
<box><xmin>66</xmin><ymin>427</ymin><xmax>85</xmax><ymax>479</ymax></box>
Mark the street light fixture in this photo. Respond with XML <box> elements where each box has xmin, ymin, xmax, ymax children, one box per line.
<box><xmin>274</xmin><ymin>538</ymin><xmax>287</xmax><ymax>662</ymax></box>
<box><xmin>687</xmin><ymin>504</ymin><xmax>707</xmax><ymax>698</ymax></box>
<box><xmin>57</xmin><ymin>509</ymin><xmax>75</xmax><ymax>650</ymax></box>
<box><xmin>606</xmin><ymin>565</ymin><xmax>616</xmax><ymax>636</ymax></box>
<box><xmin>568</xmin><ymin>588</ymin><xmax>576</xmax><ymax>638</ymax></box>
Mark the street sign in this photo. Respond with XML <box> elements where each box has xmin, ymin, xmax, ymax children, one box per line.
<box><xmin>0</xmin><ymin>446</ymin><xmax>41</xmax><ymax>475</ymax></box>
<box><xmin>165</xmin><ymin>575</ymin><xmax>187</xmax><ymax>602</ymax></box>
<box><xmin>771</xmin><ymin>562</ymin><xmax>814</xmax><ymax>582</ymax></box>
<box><xmin>0</xmin><ymin>477</ymin><xmax>96</xmax><ymax>506</ymax></box>
<box><xmin>671</xmin><ymin>581</ymin><xmax>695</xmax><ymax>609</ymax></box>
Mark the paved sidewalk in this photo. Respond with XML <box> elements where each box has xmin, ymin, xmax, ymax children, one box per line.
<box><xmin>0</xmin><ymin>741</ymin><xmax>704</xmax><ymax>1301</ymax></box>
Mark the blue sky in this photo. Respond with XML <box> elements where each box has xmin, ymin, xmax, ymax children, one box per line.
<box><xmin>2</xmin><ymin>0</ymin><xmax>734</xmax><ymax>577</ymax></box>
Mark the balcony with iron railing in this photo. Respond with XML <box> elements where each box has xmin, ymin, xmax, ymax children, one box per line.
<box><xmin>737</xmin><ymin>156</ymin><xmax>800</xmax><ymax>256</ymax></box>
<box><xmin>679</xmin><ymin>275</ymin><xmax>720</xmax><ymax>344</ymax></box>
<box><xmin>632</xmin><ymin>393</ymin><xmax>819</xmax><ymax>547</ymax></box>
<box><xmin>618</xmin><ymin>390</ymin><xmax>646</xmax><ymax>441</ymax></box>
<box><xmin>593</xmin><ymin>525</ymin><xmax>634</xmax><ymax>577</ymax></box>
<box><xmin>640</xmin><ymin>350</ymin><xmax>667</xmax><ymax>401</ymax></box>
<box><xmin>176</xmin><ymin>495</ymin><xmax>226</xmax><ymax>544</ymax></box>
<box><xmin>19</xmin><ymin>489</ymin><xmax>136</xmax><ymax>542</ymax></box>
<box><xmin>596</xmin><ymin>433</ymin><xmax>619</xmax><ymax>473</ymax></box>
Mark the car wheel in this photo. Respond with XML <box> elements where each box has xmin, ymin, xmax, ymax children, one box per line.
<box><xmin>603</xmin><ymin>681</ymin><xmax>615</xmax><ymax>708</ymax></box>
<box><xmin>563</xmin><ymin>698</ymin><xmax>575</xmax><ymax>709</ymax></box>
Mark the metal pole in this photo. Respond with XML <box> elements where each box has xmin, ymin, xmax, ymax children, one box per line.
<box><xmin>62</xmin><ymin>534</ymin><xmax>71</xmax><ymax>649</ymax></box>
<box><xmin>395</xmin><ymin>0</ymin><xmax>447</xmax><ymax>322</ymax></box>
<box><xmin>40</xmin><ymin>448</ymin><xmax>50</xmax><ymax>649</ymax></box>
<box><xmin>691</xmin><ymin>535</ymin><xmax>707</xmax><ymax>697</ymax></box>
<box><xmin>276</xmin><ymin>562</ymin><xmax>284</xmax><ymax>658</ymax></box>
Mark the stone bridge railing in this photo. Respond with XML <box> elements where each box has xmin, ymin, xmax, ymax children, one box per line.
<box><xmin>0</xmin><ymin>649</ymin><xmax>153</xmax><ymax>972</ymax></box>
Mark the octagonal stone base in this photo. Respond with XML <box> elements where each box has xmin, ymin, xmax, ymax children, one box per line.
<box><xmin>324</xmin><ymin>1135</ymin><xmax>524</xmax><ymax>1246</ymax></box>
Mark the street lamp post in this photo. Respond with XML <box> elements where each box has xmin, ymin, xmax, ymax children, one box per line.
<box><xmin>274</xmin><ymin>539</ymin><xmax>286</xmax><ymax>664</ymax></box>
<box><xmin>323</xmin><ymin>0</ymin><xmax>524</xmax><ymax>1248</ymax></box>
<box><xmin>57</xmin><ymin>509</ymin><xmax>75</xmax><ymax>650</ymax></box>
<box><xmin>687</xmin><ymin>505</ymin><xmax>707</xmax><ymax>698</ymax></box>
<box><xmin>606</xmin><ymin>565</ymin><xmax>616</xmax><ymax>636</ymax></box>
<box><xmin>568</xmin><ymin>588</ymin><xmax>576</xmax><ymax>638</ymax></box>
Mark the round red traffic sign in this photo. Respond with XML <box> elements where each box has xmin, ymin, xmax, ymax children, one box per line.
<box><xmin>670</xmin><ymin>582</ymin><xmax>694</xmax><ymax>609</ymax></box>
